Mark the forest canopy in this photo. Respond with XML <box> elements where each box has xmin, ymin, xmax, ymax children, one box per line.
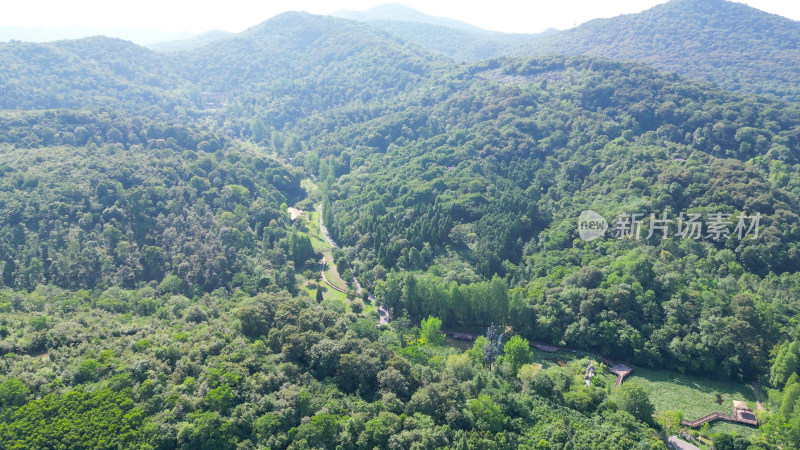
<box><xmin>2</xmin><ymin>3</ymin><xmax>800</xmax><ymax>448</ymax></box>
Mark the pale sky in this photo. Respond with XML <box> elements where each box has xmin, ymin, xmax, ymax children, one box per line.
<box><xmin>3</xmin><ymin>0</ymin><xmax>799</xmax><ymax>35</ymax></box>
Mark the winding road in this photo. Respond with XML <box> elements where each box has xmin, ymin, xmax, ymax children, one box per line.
<box><xmin>317</xmin><ymin>205</ymin><xmax>389</xmax><ymax>326</ymax></box>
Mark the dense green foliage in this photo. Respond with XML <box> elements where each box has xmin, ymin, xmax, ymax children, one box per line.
<box><xmin>0</xmin><ymin>111</ymin><xmax>305</xmax><ymax>295</ymax></box>
<box><xmin>1</xmin><ymin>5</ymin><xmax>800</xmax><ymax>448</ymax></box>
<box><xmin>0</xmin><ymin>388</ymin><xmax>145</xmax><ymax>449</ymax></box>
<box><xmin>0</xmin><ymin>288</ymin><xmax>662</xmax><ymax>449</ymax></box>
<box><xmin>758</xmin><ymin>371</ymin><xmax>800</xmax><ymax>448</ymax></box>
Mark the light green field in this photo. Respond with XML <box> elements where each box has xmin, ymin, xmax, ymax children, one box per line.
<box><xmin>300</xmin><ymin>280</ymin><xmax>347</xmax><ymax>304</ymax></box>
<box><xmin>305</xmin><ymin>210</ymin><xmax>330</xmax><ymax>252</ymax></box>
<box><xmin>629</xmin><ymin>367</ymin><xmax>756</xmax><ymax>421</ymax></box>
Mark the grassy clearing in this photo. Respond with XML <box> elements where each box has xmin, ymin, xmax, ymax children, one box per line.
<box><xmin>323</xmin><ymin>252</ymin><xmax>348</xmax><ymax>290</ymax></box>
<box><xmin>300</xmin><ymin>279</ymin><xmax>348</xmax><ymax>304</ymax></box>
<box><xmin>525</xmin><ymin>345</ymin><xmax>759</xmax><ymax>430</ymax></box>
<box><xmin>300</xmin><ymin>178</ymin><xmax>320</xmax><ymax>199</ymax></box>
<box><xmin>629</xmin><ymin>367</ymin><xmax>756</xmax><ymax>420</ymax></box>
<box><xmin>305</xmin><ymin>210</ymin><xmax>330</xmax><ymax>253</ymax></box>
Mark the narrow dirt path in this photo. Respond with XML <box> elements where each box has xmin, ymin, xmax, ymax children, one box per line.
<box><xmin>751</xmin><ymin>381</ymin><xmax>766</xmax><ymax>411</ymax></box>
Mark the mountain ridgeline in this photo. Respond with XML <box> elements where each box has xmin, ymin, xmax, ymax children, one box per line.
<box><xmin>1</xmin><ymin>3</ymin><xmax>800</xmax><ymax>449</ymax></box>
<box><xmin>146</xmin><ymin>30</ymin><xmax>234</xmax><ymax>53</ymax></box>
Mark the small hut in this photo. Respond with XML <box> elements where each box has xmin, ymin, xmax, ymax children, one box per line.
<box><xmin>732</xmin><ymin>400</ymin><xmax>757</xmax><ymax>425</ymax></box>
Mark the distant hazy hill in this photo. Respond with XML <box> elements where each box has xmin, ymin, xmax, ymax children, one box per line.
<box><xmin>332</xmin><ymin>3</ymin><xmax>489</xmax><ymax>33</ymax></box>
<box><xmin>331</xmin><ymin>4</ymin><xmax>555</xmax><ymax>61</ymax></box>
<box><xmin>148</xmin><ymin>30</ymin><xmax>234</xmax><ymax>52</ymax></box>
<box><xmin>0</xmin><ymin>12</ymin><xmax>443</xmax><ymax>121</ymax></box>
<box><xmin>358</xmin><ymin>20</ymin><xmax>549</xmax><ymax>61</ymax></box>
<box><xmin>179</xmin><ymin>12</ymin><xmax>442</xmax><ymax>86</ymax></box>
<box><xmin>339</xmin><ymin>0</ymin><xmax>800</xmax><ymax>101</ymax></box>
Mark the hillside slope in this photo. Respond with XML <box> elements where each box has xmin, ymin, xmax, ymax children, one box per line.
<box><xmin>178</xmin><ymin>12</ymin><xmax>443</xmax><ymax>93</ymax></box>
<box><xmin>175</xmin><ymin>12</ymin><xmax>448</xmax><ymax>136</ymax></box>
<box><xmin>359</xmin><ymin>20</ymin><xmax>544</xmax><ymax>61</ymax></box>
<box><xmin>307</xmin><ymin>55</ymin><xmax>800</xmax><ymax>381</ymax></box>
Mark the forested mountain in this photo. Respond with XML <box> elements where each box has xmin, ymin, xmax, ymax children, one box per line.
<box><xmin>0</xmin><ymin>25</ymin><xmax>191</xmax><ymax>46</ymax></box>
<box><xmin>175</xmin><ymin>12</ymin><xmax>444</xmax><ymax>123</ymax></box>
<box><xmin>330</xmin><ymin>4</ymin><xmax>551</xmax><ymax>62</ymax></box>
<box><xmin>2</xmin><ymin>5</ymin><xmax>800</xmax><ymax>449</ymax></box>
<box><xmin>178</xmin><ymin>12</ymin><xmax>441</xmax><ymax>93</ymax></box>
<box><xmin>0</xmin><ymin>12</ymin><xmax>445</xmax><ymax>129</ymax></box>
<box><xmin>528</xmin><ymin>0</ymin><xmax>800</xmax><ymax>101</ymax></box>
<box><xmin>339</xmin><ymin>0</ymin><xmax>800</xmax><ymax>101</ymax></box>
